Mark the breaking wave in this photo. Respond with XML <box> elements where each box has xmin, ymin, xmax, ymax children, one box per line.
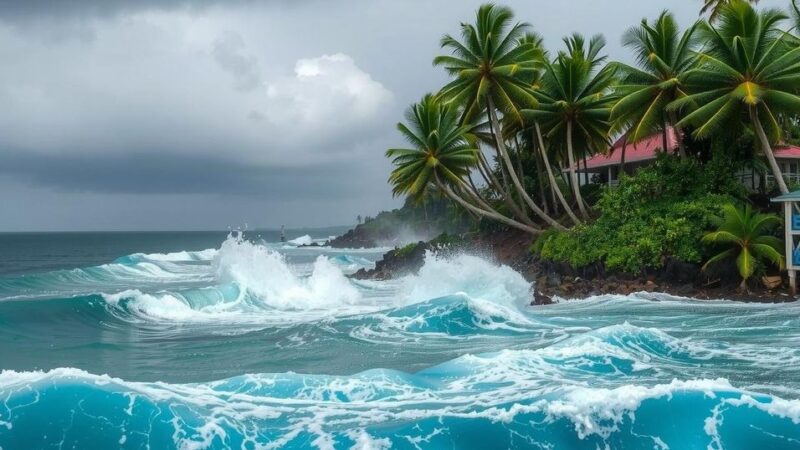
<box><xmin>2</xmin><ymin>235</ymin><xmax>800</xmax><ymax>448</ymax></box>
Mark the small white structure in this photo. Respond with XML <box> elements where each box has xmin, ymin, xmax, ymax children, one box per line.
<box><xmin>771</xmin><ymin>191</ymin><xmax>800</xmax><ymax>294</ymax></box>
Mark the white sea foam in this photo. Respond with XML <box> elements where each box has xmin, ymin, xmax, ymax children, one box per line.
<box><xmin>125</xmin><ymin>249</ymin><xmax>218</xmax><ymax>263</ymax></box>
<box><xmin>287</xmin><ymin>235</ymin><xmax>314</xmax><ymax>246</ymax></box>
<box><xmin>213</xmin><ymin>235</ymin><xmax>362</xmax><ymax>310</ymax></box>
<box><xmin>2</xmin><ymin>365</ymin><xmax>797</xmax><ymax>450</ymax></box>
<box><xmin>401</xmin><ymin>252</ymin><xmax>532</xmax><ymax>305</ymax></box>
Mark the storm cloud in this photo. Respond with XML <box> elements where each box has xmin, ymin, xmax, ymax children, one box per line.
<box><xmin>0</xmin><ymin>0</ymin><xmax>789</xmax><ymax>230</ymax></box>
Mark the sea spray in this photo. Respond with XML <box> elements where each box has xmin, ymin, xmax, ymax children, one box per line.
<box><xmin>2</xmin><ymin>236</ymin><xmax>800</xmax><ymax>448</ymax></box>
<box><xmin>212</xmin><ymin>234</ymin><xmax>361</xmax><ymax>310</ymax></box>
<box><xmin>401</xmin><ymin>252</ymin><xmax>531</xmax><ymax>305</ymax></box>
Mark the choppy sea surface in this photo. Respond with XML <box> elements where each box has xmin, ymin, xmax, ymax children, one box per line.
<box><xmin>1</xmin><ymin>231</ymin><xmax>799</xmax><ymax>449</ymax></box>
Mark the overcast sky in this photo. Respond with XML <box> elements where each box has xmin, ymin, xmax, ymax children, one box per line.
<box><xmin>0</xmin><ymin>0</ymin><xmax>789</xmax><ymax>231</ymax></box>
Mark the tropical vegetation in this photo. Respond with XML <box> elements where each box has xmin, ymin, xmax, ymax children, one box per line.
<box><xmin>702</xmin><ymin>203</ymin><xmax>784</xmax><ymax>290</ymax></box>
<box><xmin>383</xmin><ymin>0</ymin><xmax>800</xmax><ymax>286</ymax></box>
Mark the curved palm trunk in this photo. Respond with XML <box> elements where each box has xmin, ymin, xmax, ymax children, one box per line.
<box><xmin>486</xmin><ymin>116</ymin><xmax>513</xmax><ymax>193</ymax></box>
<box><xmin>532</xmin><ymin>139</ymin><xmax>551</xmax><ymax>214</ymax></box>
<box><xmin>434</xmin><ymin>176</ymin><xmax>541</xmax><ymax>235</ymax></box>
<box><xmin>475</xmin><ymin>150</ymin><xmax>535</xmax><ymax>226</ymax></box>
<box><xmin>751</xmin><ymin>106</ymin><xmax>789</xmax><ymax>194</ymax></box>
<box><xmin>566</xmin><ymin>121</ymin><xmax>590</xmax><ymax>219</ymax></box>
<box><xmin>535</xmin><ymin>122</ymin><xmax>581</xmax><ymax>225</ymax></box>
<box><xmin>486</xmin><ymin>96</ymin><xmax>567</xmax><ymax>230</ymax></box>
<box><xmin>467</xmin><ymin>171</ymin><xmax>537</xmax><ymax>227</ymax></box>
<box><xmin>618</xmin><ymin>135</ymin><xmax>628</xmax><ymax>177</ymax></box>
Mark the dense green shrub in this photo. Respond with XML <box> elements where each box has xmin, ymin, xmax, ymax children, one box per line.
<box><xmin>535</xmin><ymin>155</ymin><xmax>744</xmax><ymax>273</ymax></box>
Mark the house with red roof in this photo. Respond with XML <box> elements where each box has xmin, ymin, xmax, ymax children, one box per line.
<box><xmin>575</xmin><ymin>127</ymin><xmax>800</xmax><ymax>189</ymax></box>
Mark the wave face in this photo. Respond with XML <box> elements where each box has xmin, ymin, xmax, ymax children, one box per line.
<box><xmin>1</xmin><ymin>233</ymin><xmax>800</xmax><ymax>448</ymax></box>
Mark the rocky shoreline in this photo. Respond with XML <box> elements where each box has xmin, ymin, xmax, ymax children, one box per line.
<box><xmin>347</xmin><ymin>229</ymin><xmax>797</xmax><ymax>305</ymax></box>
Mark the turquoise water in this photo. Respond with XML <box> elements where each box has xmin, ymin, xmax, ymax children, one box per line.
<box><xmin>1</xmin><ymin>233</ymin><xmax>799</xmax><ymax>449</ymax></box>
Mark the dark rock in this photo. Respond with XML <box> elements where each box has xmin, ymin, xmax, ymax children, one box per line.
<box><xmin>532</xmin><ymin>290</ymin><xmax>553</xmax><ymax>306</ymax></box>
<box><xmin>327</xmin><ymin>226</ymin><xmax>378</xmax><ymax>249</ymax></box>
<box><xmin>349</xmin><ymin>241</ymin><xmax>430</xmax><ymax>280</ymax></box>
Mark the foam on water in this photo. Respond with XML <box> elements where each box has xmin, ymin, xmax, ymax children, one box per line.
<box><xmin>2</xmin><ymin>346</ymin><xmax>799</xmax><ymax>449</ymax></box>
<box><xmin>287</xmin><ymin>235</ymin><xmax>314</xmax><ymax>246</ymax></box>
<box><xmin>2</xmin><ymin>234</ymin><xmax>800</xmax><ymax>448</ymax></box>
<box><xmin>402</xmin><ymin>252</ymin><xmax>531</xmax><ymax>306</ymax></box>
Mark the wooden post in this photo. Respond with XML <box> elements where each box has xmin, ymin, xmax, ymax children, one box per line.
<box><xmin>785</xmin><ymin>202</ymin><xmax>797</xmax><ymax>296</ymax></box>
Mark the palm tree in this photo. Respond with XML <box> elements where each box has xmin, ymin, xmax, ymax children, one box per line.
<box><xmin>518</xmin><ymin>32</ymin><xmax>583</xmax><ymax>225</ymax></box>
<box><xmin>702</xmin><ymin>203</ymin><xmax>783</xmax><ymax>291</ymax></box>
<box><xmin>386</xmin><ymin>94</ymin><xmax>541</xmax><ymax>234</ymax></box>
<box><xmin>433</xmin><ymin>3</ymin><xmax>564</xmax><ymax>230</ymax></box>
<box><xmin>671</xmin><ymin>0</ymin><xmax>800</xmax><ymax>194</ymax></box>
<box><xmin>701</xmin><ymin>0</ymin><xmax>759</xmax><ymax>21</ymax></box>
<box><xmin>611</xmin><ymin>11</ymin><xmax>699</xmax><ymax>157</ymax></box>
<box><xmin>524</xmin><ymin>34</ymin><xmax>616</xmax><ymax>219</ymax></box>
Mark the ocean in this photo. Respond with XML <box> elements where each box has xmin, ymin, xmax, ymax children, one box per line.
<box><xmin>1</xmin><ymin>231</ymin><xmax>799</xmax><ymax>449</ymax></box>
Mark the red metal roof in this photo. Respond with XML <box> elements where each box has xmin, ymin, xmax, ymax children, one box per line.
<box><xmin>775</xmin><ymin>146</ymin><xmax>800</xmax><ymax>159</ymax></box>
<box><xmin>581</xmin><ymin>130</ymin><xmax>800</xmax><ymax>171</ymax></box>
<box><xmin>582</xmin><ymin>128</ymin><xmax>678</xmax><ymax>170</ymax></box>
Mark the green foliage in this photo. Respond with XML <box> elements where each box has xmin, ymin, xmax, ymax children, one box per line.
<box><xmin>702</xmin><ymin>203</ymin><xmax>784</xmax><ymax>285</ymax></box>
<box><xmin>530</xmin><ymin>228</ymin><xmax>561</xmax><ymax>255</ymax></box>
<box><xmin>434</xmin><ymin>3</ymin><xmax>541</xmax><ymax>124</ymax></box>
<box><xmin>674</xmin><ymin>1</ymin><xmax>800</xmax><ymax>143</ymax></box>
<box><xmin>536</xmin><ymin>155</ymin><xmax>742</xmax><ymax>273</ymax></box>
<box><xmin>611</xmin><ymin>11</ymin><xmax>698</xmax><ymax>142</ymax></box>
<box><xmin>386</xmin><ymin>94</ymin><xmax>479</xmax><ymax>200</ymax></box>
<box><xmin>429</xmin><ymin>233</ymin><xmax>467</xmax><ymax>250</ymax></box>
<box><xmin>524</xmin><ymin>34</ymin><xmax>617</xmax><ymax>158</ymax></box>
<box><xmin>394</xmin><ymin>243</ymin><xmax>420</xmax><ymax>259</ymax></box>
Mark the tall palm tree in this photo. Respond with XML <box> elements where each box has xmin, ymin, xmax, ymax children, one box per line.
<box><xmin>701</xmin><ymin>0</ymin><xmax>759</xmax><ymax>21</ymax></box>
<box><xmin>611</xmin><ymin>11</ymin><xmax>699</xmax><ymax>157</ymax></box>
<box><xmin>386</xmin><ymin>94</ymin><xmax>541</xmax><ymax>234</ymax></box>
<box><xmin>524</xmin><ymin>34</ymin><xmax>616</xmax><ymax>219</ymax></box>
<box><xmin>518</xmin><ymin>32</ymin><xmax>583</xmax><ymax>225</ymax></box>
<box><xmin>433</xmin><ymin>3</ymin><xmax>564</xmax><ymax>230</ymax></box>
<box><xmin>671</xmin><ymin>0</ymin><xmax>800</xmax><ymax>194</ymax></box>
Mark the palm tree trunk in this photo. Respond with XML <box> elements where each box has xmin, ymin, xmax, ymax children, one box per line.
<box><xmin>434</xmin><ymin>176</ymin><xmax>541</xmax><ymax>235</ymax></box>
<box><xmin>750</xmin><ymin>106</ymin><xmax>789</xmax><ymax>194</ymax></box>
<box><xmin>566</xmin><ymin>121</ymin><xmax>590</xmax><ymax>219</ymax></box>
<box><xmin>668</xmin><ymin>110</ymin><xmax>686</xmax><ymax>158</ymax></box>
<box><xmin>486</xmin><ymin>96</ymin><xmax>567</xmax><ymax>230</ymax></box>
<box><xmin>618</xmin><ymin>135</ymin><xmax>628</xmax><ymax>177</ymax></box>
<box><xmin>532</xmin><ymin>138</ymin><xmax>550</xmax><ymax>214</ymax></box>
<box><xmin>486</xmin><ymin>115</ymin><xmax>512</xmax><ymax>192</ymax></box>
<box><xmin>662</xmin><ymin>122</ymin><xmax>669</xmax><ymax>155</ymax></box>
<box><xmin>475</xmin><ymin>149</ymin><xmax>535</xmax><ymax>225</ymax></box>
<box><xmin>467</xmin><ymin>172</ymin><xmax>537</xmax><ymax>227</ymax></box>
<box><xmin>535</xmin><ymin>122</ymin><xmax>581</xmax><ymax>225</ymax></box>
<box><xmin>513</xmin><ymin>134</ymin><xmax>525</xmax><ymax>180</ymax></box>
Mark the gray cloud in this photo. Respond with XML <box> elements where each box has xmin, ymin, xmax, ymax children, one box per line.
<box><xmin>213</xmin><ymin>31</ymin><xmax>262</xmax><ymax>92</ymax></box>
<box><xmin>0</xmin><ymin>0</ymin><xmax>789</xmax><ymax>231</ymax></box>
<box><xmin>0</xmin><ymin>150</ymin><xmax>365</xmax><ymax>197</ymax></box>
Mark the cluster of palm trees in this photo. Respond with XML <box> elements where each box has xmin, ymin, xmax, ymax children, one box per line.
<box><xmin>387</xmin><ymin>0</ymin><xmax>800</xmax><ymax>236</ymax></box>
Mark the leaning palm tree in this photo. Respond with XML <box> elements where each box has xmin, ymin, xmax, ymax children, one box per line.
<box><xmin>671</xmin><ymin>0</ymin><xmax>800</xmax><ymax>194</ymax></box>
<box><xmin>433</xmin><ymin>3</ymin><xmax>564</xmax><ymax>230</ymax></box>
<box><xmin>524</xmin><ymin>34</ymin><xmax>616</xmax><ymax>219</ymax></box>
<box><xmin>386</xmin><ymin>94</ymin><xmax>542</xmax><ymax>234</ymax></box>
<box><xmin>702</xmin><ymin>203</ymin><xmax>783</xmax><ymax>291</ymax></box>
<box><xmin>701</xmin><ymin>0</ymin><xmax>759</xmax><ymax>21</ymax></box>
<box><xmin>611</xmin><ymin>11</ymin><xmax>699</xmax><ymax>157</ymax></box>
